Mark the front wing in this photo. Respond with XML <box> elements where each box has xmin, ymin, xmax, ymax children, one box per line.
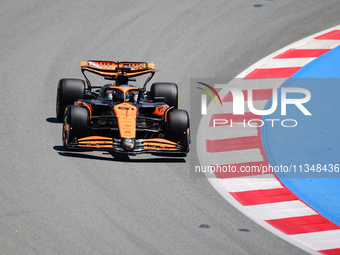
<box><xmin>66</xmin><ymin>136</ymin><xmax>186</xmax><ymax>154</ymax></box>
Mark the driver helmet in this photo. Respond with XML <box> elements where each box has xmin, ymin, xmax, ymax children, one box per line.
<box><xmin>118</xmin><ymin>85</ymin><xmax>131</xmax><ymax>102</ymax></box>
<box><xmin>106</xmin><ymin>90</ymin><xmax>113</xmax><ymax>100</ymax></box>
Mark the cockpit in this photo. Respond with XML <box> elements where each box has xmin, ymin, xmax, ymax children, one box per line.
<box><xmin>104</xmin><ymin>87</ymin><xmax>143</xmax><ymax>103</ymax></box>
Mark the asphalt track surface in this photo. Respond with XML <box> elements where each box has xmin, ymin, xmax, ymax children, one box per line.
<box><xmin>1</xmin><ymin>1</ymin><xmax>340</xmax><ymax>254</ymax></box>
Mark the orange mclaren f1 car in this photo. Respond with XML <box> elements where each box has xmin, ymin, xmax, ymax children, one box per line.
<box><xmin>56</xmin><ymin>60</ymin><xmax>190</xmax><ymax>155</ymax></box>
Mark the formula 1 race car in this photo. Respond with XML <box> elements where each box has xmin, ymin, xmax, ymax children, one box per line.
<box><xmin>56</xmin><ymin>60</ymin><xmax>190</xmax><ymax>155</ymax></box>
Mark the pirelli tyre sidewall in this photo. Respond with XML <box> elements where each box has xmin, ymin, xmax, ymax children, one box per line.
<box><xmin>63</xmin><ymin>105</ymin><xmax>89</xmax><ymax>148</ymax></box>
<box><xmin>150</xmin><ymin>82</ymin><xmax>178</xmax><ymax>109</ymax></box>
<box><xmin>167</xmin><ymin>109</ymin><xmax>190</xmax><ymax>153</ymax></box>
<box><xmin>56</xmin><ymin>78</ymin><xmax>85</xmax><ymax>122</ymax></box>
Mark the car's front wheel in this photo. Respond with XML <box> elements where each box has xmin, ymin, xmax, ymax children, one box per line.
<box><xmin>63</xmin><ymin>105</ymin><xmax>89</xmax><ymax>148</ymax></box>
<box><xmin>167</xmin><ymin>109</ymin><xmax>190</xmax><ymax>153</ymax></box>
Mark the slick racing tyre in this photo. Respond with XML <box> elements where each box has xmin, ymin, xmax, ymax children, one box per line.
<box><xmin>167</xmin><ymin>109</ymin><xmax>190</xmax><ymax>153</ymax></box>
<box><xmin>150</xmin><ymin>82</ymin><xmax>178</xmax><ymax>109</ymax></box>
<box><xmin>63</xmin><ymin>105</ymin><xmax>89</xmax><ymax>148</ymax></box>
<box><xmin>56</xmin><ymin>78</ymin><xmax>85</xmax><ymax>121</ymax></box>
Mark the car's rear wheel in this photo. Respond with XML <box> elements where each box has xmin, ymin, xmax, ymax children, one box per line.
<box><xmin>63</xmin><ymin>105</ymin><xmax>89</xmax><ymax>148</ymax></box>
<box><xmin>56</xmin><ymin>78</ymin><xmax>85</xmax><ymax>121</ymax></box>
<box><xmin>167</xmin><ymin>109</ymin><xmax>190</xmax><ymax>152</ymax></box>
<box><xmin>150</xmin><ymin>82</ymin><xmax>178</xmax><ymax>109</ymax></box>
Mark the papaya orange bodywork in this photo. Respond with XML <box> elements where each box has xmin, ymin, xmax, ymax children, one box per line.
<box><xmin>78</xmin><ymin>136</ymin><xmax>113</xmax><ymax>148</ymax></box>
<box><xmin>80</xmin><ymin>60</ymin><xmax>154</xmax><ymax>76</ymax></box>
<box><xmin>153</xmin><ymin>104</ymin><xmax>168</xmax><ymax>116</ymax></box>
<box><xmin>76</xmin><ymin>101</ymin><xmax>93</xmax><ymax>118</ymax></box>
<box><xmin>80</xmin><ymin>60</ymin><xmax>155</xmax><ymax>90</ymax></box>
<box><xmin>114</xmin><ymin>103</ymin><xmax>137</xmax><ymax>139</ymax></box>
<box><xmin>61</xmin><ymin>60</ymin><xmax>188</xmax><ymax>154</ymax></box>
<box><xmin>143</xmin><ymin>138</ymin><xmax>178</xmax><ymax>150</ymax></box>
<box><xmin>164</xmin><ymin>107</ymin><xmax>174</xmax><ymax>123</ymax></box>
<box><xmin>112</xmin><ymin>86</ymin><xmax>138</xmax><ymax>94</ymax></box>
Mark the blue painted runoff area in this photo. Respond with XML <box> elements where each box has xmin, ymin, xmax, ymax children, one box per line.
<box><xmin>262</xmin><ymin>45</ymin><xmax>340</xmax><ymax>225</ymax></box>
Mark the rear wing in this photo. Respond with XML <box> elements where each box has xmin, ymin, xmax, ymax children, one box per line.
<box><xmin>80</xmin><ymin>60</ymin><xmax>155</xmax><ymax>90</ymax></box>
